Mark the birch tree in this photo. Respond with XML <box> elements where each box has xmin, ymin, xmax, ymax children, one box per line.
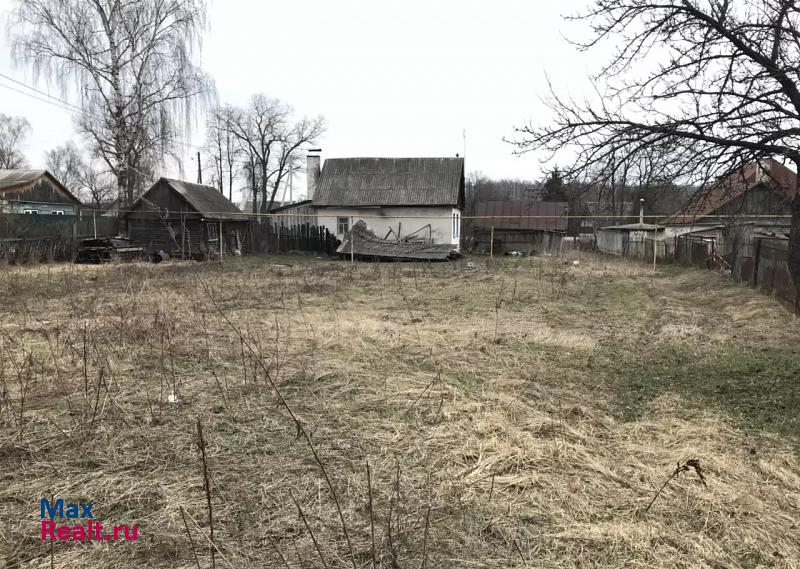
<box><xmin>11</xmin><ymin>0</ymin><xmax>213</xmax><ymax>206</ymax></box>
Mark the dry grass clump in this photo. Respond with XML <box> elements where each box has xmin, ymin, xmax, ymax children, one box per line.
<box><xmin>0</xmin><ymin>254</ymin><xmax>798</xmax><ymax>568</ymax></box>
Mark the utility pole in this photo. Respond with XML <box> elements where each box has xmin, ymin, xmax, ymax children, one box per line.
<box><xmin>196</xmin><ymin>152</ymin><xmax>202</xmax><ymax>184</ymax></box>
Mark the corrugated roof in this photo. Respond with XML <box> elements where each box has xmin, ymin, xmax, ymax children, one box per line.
<box><xmin>472</xmin><ymin>201</ymin><xmax>568</xmax><ymax>232</ymax></box>
<box><xmin>313</xmin><ymin>157</ymin><xmax>464</xmax><ymax>207</ymax></box>
<box><xmin>337</xmin><ymin>220</ymin><xmax>458</xmax><ymax>260</ymax></box>
<box><xmin>663</xmin><ymin>159</ymin><xmax>796</xmax><ymax>224</ymax></box>
<box><xmin>158</xmin><ymin>178</ymin><xmax>244</xmax><ymax>220</ymax></box>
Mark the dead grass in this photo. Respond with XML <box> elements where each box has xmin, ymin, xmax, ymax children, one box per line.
<box><xmin>0</xmin><ymin>253</ymin><xmax>798</xmax><ymax>568</ymax></box>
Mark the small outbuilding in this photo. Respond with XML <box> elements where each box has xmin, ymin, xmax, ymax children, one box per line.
<box><xmin>468</xmin><ymin>200</ymin><xmax>567</xmax><ymax>255</ymax></box>
<box><xmin>124</xmin><ymin>178</ymin><xmax>247</xmax><ymax>257</ymax></box>
<box><xmin>596</xmin><ymin>222</ymin><xmax>666</xmax><ymax>258</ymax></box>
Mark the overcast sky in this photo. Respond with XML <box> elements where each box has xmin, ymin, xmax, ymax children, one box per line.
<box><xmin>0</xmin><ymin>0</ymin><xmax>602</xmax><ymax>202</ymax></box>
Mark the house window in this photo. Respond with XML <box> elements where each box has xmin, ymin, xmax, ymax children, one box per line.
<box><xmin>452</xmin><ymin>213</ymin><xmax>461</xmax><ymax>239</ymax></box>
<box><xmin>337</xmin><ymin>217</ymin><xmax>349</xmax><ymax>235</ymax></box>
<box><xmin>207</xmin><ymin>223</ymin><xmax>218</xmax><ymax>241</ymax></box>
<box><xmin>52</xmin><ymin>210</ymin><xmax>65</xmax><ymax>216</ymax></box>
<box><xmin>23</xmin><ymin>209</ymin><xmax>39</xmax><ymax>215</ymax></box>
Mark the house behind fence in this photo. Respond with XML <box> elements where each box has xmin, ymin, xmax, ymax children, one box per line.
<box><xmin>124</xmin><ymin>178</ymin><xmax>249</xmax><ymax>257</ymax></box>
<box><xmin>468</xmin><ymin>200</ymin><xmax>567</xmax><ymax>255</ymax></box>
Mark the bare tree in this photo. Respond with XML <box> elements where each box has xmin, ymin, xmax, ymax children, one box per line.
<box><xmin>0</xmin><ymin>113</ymin><xmax>31</xmax><ymax>169</ymax></box>
<box><xmin>510</xmin><ymin>0</ymin><xmax>800</xmax><ymax>305</ymax></box>
<box><xmin>44</xmin><ymin>142</ymin><xmax>84</xmax><ymax>192</ymax></box>
<box><xmin>44</xmin><ymin>141</ymin><xmax>117</xmax><ymax>207</ymax></box>
<box><xmin>227</xmin><ymin>96</ymin><xmax>289</xmax><ymax>216</ymax></box>
<box><xmin>265</xmin><ymin>115</ymin><xmax>326</xmax><ymax>212</ymax></box>
<box><xmin>11</xmin><ymin>0</ymin><xmax>213</xmax><ymax>206</ymax></box>
<box><xmin>227</xmin><ymin>95</ymin><xmax>325</xmax><ymax>215</ymax></box>
<box><xmin>204</xmin><ymin>106</ymin><xmax>241</xmax><ymax>201</ymax></box>
<box><xmin>80</xmin><ymin>165</ymin><xmax>117</xmax><ymax>208</ymax></box>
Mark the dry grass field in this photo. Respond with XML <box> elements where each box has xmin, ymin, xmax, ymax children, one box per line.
<box><xmin>1</xmin><ymin>253</ymin><xmax>799</xmax><ymax>568</ymax></box>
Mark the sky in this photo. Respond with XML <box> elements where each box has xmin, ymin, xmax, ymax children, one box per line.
<box><xmin>0</xmin><ymin>0</ymin><xmax>602</xmax><ymax>203</ymax></box>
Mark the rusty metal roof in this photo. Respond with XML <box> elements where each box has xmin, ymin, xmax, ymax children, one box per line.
<box><xmin>337</xmin><ymin>220</ymin><xmax>459</xmax><ymax>260</ymax></box>
<box><xmin>472</xmin><ymin>201</ymin><xmax>568</xmax><ymax>232</ymax></box>
<box><xmin>313</xmin><ymin>157</ymin><xmax>465</xmax><ymax>207</ymax></box>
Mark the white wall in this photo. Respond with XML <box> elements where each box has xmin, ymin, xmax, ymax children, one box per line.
<box><xmin>317</xmin><ymin>207</ymin><xmax>461</xmax><ymax>246</ymax></box>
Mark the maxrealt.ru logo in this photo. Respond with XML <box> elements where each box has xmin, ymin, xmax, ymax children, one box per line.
<box><xmin>40</xmin><ymin>498</ymin><xmax>139</xmax><ymax>542</ymax></box>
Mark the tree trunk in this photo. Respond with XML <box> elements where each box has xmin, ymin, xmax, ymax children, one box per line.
<box><xmin>251</xmin><ymin>166</ymin><xmax>258</xmax><ymax>215</ymax></box>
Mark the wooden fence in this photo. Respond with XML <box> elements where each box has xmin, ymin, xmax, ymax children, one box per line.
<box><xmin>244</xmin><ymin>221</ymin><xmax>340</xmax><ymax>256</ymax></box>
<box><xmin>0</xmin><ymin>211</ymin><xmax>120</xmax><ymax>263</ymax></box>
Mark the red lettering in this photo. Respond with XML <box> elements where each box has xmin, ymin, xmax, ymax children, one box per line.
<box><xmin>56</xmin><ymin>526</ymin><xmax>71</xmax><ymax>541</ymax></box>
<box><xmin>71</xmin><ymin>525</ymin><xmax>87</xmax><ymax>541</ymax></box>
<box><xmin>94</xmin><ymin>522</ymin><xmax>103</xmax><ymax>540</ymax></box>
<box><xmin>41</xmin><ymin>520</ymin><xmax>56</xmax><ymax>540</ymax></box>
<box><xmin>123</xmin><ymin>525</ymin><xmax>138</xmax><ymax>541</ymax></box>
<box><xmin>113</xmin><ymin>526</ymin><xmax>122</xmax><ymax>540</ymax></box>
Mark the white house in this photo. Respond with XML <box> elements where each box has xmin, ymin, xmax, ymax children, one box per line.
<box><xmin>306</xmin><ymin>152</ymin><xmax>465</xmax><ymax>247</ymax></box>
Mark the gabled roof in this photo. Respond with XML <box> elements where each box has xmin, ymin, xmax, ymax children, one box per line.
<box><xmin>472</xmin><ymin>201</ymin><xmax>568</xmax><ymax>232</ymax></box>
<box><xmin>313</xmin><ymin>157</ymin><xmax>465</xmax><ymax>207</ymax></box>
<box><xmin>663</xmin><ymin>159</ymin><xmax>796</xmax><ymax>224</ymax></box>
<box><xmin>130</xmin><ymin>178</ymin><xmax>244</xmax><ymax>220</ymax></box>
<box><xmin>0</xmin><ymin>169</ymin><xmax>82</xmax><ymax>204</ymax></box>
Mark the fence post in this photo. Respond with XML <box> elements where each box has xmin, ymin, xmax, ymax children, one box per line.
<box><xmin>752</xmin><ymin>238</ymin><xmax>762</xmax><ymax>287</ymax></box>
<box><xmin>350</xmin><ymin>215</ymin><xmax>354</xmax><ymax>263</ymax></box>
<box><xmin>93</xmin><ymin>210</ymin><xmax>97</xmax><ymax>239</ymax></box>
<box><xmin>653</xmin><ymin>230</ymin><xmax>657</xmax><ymax>272</ymax></box>
<box><xmin>490</xmin><ymin>226</ymin><xmax>494</xmax><ymax>258</ymax></box>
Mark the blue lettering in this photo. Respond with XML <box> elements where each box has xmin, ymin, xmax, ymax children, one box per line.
<box><xmin>65</xmin><ymin>503</ymin><xmax>79</xmax><ymax>518</ymax></box>
<box><xmin>40</xmin><ymin>498</ymin><xmax>63</xmax><ymax>519</ymax></box>
<box><xmin>80</xmin><ymin>502</ymin><xmax>94</xmax><ymax>519</ymax></box>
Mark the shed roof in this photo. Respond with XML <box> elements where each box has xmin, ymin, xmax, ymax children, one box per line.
<box><xmin>313</xmin><ymin>157</ymin><xmax>464</xmax><ymax>207</ymax></box>
<box><xmin>337</xmin><ymin>220</ymin><xmax>459</xmax><ymax>261</ymax></box>
<box><xmin>663</xmin><ymin>159</ymin><xmax>796</xmax><ymax>224</ymax></box>
<box><xmin>130</xmin><ymin>178</ymin><xmax>245</xmax><ymax>221</ymax></box>
<box><xmin>472</xmin><ymin>201</ymin><xmax>568</xmax><ymax>232</ymax></box>
<box><xmin>0</xmin><ymin>170</ymin><xmax>81</xmax><ymax>204</ymax></box>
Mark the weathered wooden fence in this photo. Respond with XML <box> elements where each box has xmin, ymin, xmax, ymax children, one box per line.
<box><xmin>739</xmin><ymin>240</ymin><xmax>796</xmax><ymax>309</ymax></box>
<box><xmin>0</xmin><ymin>211</ymin><xmax>120</xmax><ymax>263</ymax></box>
<box><xmin>243</xmin><ymin>221</ymin><xmax>340</xmax><ymax>255</ymax></box>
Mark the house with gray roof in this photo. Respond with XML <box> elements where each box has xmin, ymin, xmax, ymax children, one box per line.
<box><xmin>305</xmin><ymin>151</ymin><xmax>465</xmax><ymax>246</ymax></box>
<box><xmin>123</xmin><ymin>177</ymin><xmax>247</xmax><ymax>257</ymax></box>
<box><xmin>0</xmin><ymin>170</ymin><xmax>83</xmax><ymax>215</ymax></box>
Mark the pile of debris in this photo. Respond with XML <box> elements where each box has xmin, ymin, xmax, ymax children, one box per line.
<box><xmin>337</xmin><ymin>221</ymin><xmax>460</xmax><ymax>261</ymax></box>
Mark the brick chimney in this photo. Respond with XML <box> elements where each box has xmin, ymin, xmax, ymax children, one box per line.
<box><xmin>307</xmin><ymin>149</ymin><xmax>321</xmax><ymax>200</ymax></box>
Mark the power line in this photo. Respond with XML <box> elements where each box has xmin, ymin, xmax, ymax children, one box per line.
<box><xmin>0</xmin><ymin>72</ymin><xmax>205</xmax><ymax>151</ymax></box>
<box><xmin>0</xmin><ymin>72</ymin><xmax>87</xmax><ymax>114</ymax></box>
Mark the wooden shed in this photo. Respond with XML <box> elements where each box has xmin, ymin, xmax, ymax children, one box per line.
<box><xmin>124</xmin><ymin>178</ymin><xmax>248</xmax><ymax>257</ymax></box>
<box><xmin>469</xmin><ymin>201</ymin><xmax>568</xmax><ymax>255</ymax></box>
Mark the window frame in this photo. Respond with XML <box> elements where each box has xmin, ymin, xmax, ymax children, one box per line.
<box><xmin>337</xmin><ymin>216</ymin><xmax>349</xmax><ymax>235</ymax></box>
<box><xmin>452</xmin><ymin>212</ymin><xmax>461</xmax><ymax>239</ymax></box>
<box><xmin>207</xmin><ymin>222</ymin><xmax>219</xmax><ymax>241</ymax></box>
